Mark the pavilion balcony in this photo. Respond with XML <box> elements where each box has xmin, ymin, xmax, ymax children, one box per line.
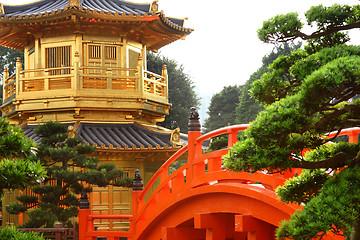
<box><xmin>1</xmin><ymin>57</ymin><xmax>169</xmax><ymax>118</ymax></box>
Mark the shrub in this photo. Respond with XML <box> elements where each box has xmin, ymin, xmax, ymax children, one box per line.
<box><xmin>0</xmin><ymin>226</ymin><xmax>45</xmax><ymax>240</ymax></box>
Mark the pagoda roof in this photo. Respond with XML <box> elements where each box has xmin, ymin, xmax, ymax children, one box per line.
<box><xmin>0</xmin><ymin>0</ymin><xmax>192</xmax><ymax>51</ymax></box>
<box><xmin>2</xmin><ymin>0</ymin><xmax>151</xmax><ymax>17</ymax></box>
<box><xmin>23</xmin><ymin>122</ymin><xmax>183</xmax><ymax>151</ymax></box>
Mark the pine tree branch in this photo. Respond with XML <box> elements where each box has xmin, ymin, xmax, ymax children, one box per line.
<box><xmin>314</xmin><ymin>104</ymin><xmax>360</xmax><ymax>130</ymax></box>
<box><xmin>294</xmin><ymin>21</ymin><xmax>360</xmax><ymax>41</ymax></box>
<box><xmin>295</xmin><ymin>152</ymin><xmax>353</xmax><ymax>169</ymax></box>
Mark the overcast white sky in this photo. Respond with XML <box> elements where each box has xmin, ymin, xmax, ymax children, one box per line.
<box><xmin>1</xmin><ymin>0</ymin><xmax>360</xmax><ymax>120</ymax></box>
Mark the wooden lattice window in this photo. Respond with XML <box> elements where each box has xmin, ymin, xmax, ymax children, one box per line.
<box><xmin>89</xmin><ymin>45</ymin><xmax>101</xmax><ymax>59</ymax></box>
<box><xmin>105</xmin><ymin>46</ymin><xmax>117</xmax><ymax>60</ymax></box>
<box><xmin>85</xmin><ymin>44</ymin><xmax>119</xmax><ymax>70</ymax></box>
<box><xmin>46</xmin><ymin>46</ymin><xmax>71</xmax><ymax>75</ymax></box>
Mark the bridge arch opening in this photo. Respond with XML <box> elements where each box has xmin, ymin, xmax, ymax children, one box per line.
<box><xmin>136</xmin><ymin>183</ymin><xmax>295</xmax><ymax>240</ymax></box>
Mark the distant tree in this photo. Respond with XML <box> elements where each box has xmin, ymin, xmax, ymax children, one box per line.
<box><xmin>203</xmin><ymin>85</ymin><xmax>242</xmax><ymax>133</ymax></box>
<box><xmin>0</xmin><ymin>118</ymin><xmax>45</xmax><ymax>196</ymax></box>
<box><xmin>236</xmin><ymin>42</ymin><xmax>301</xmax><ymax>124</ymax></box>
<box><xmin>0</xmin><ymin>46</ymin><xmax>23</xmax><ymax>104</ymax></box>
<box><xmin>225</xmin><ymin>4</ymin><xmax>360</xmax><ymax>240</ymax></box>
<box><xmin>7</xmin><ymin>121</ymin><xmax>131</xmax><ymax>228</ymax></box>
<box><xmin>0</xmin><ymin>46</ymin><xmax>22</xmax><ymax>79</ymax></box>
<box><xmin>147</xmin><ymin>52</ymin><xmax>200</xmax><ymax>133</ymax></box>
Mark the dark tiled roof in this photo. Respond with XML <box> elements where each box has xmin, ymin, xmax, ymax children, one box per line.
<box><xmin>3</xmin><ymin>0</ymin><xmax>151</xmax><ymax>16</ymax></box>
<box><xmin>23</xmin><ymin>125</ymin><xmax>41</xmax><ymax>145</ymax></box>
<box><xmin>23</xmin><ymin>122</ymin><xmax>180</xmax><ymax>150</ymax></box>
<box><xmin>77</xmin><ymin>122</ymin><xmax>174</xmax><ymax>149</ymax></box>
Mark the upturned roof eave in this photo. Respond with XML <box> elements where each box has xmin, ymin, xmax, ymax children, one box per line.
<box><xmin>0</xmin><ymin>6</ymin><xmax>156</xmax><ymax>23</ymax></box>
<box><xmin>0</xmin><ymin>5</ymin><xmax>193</xmax><ymax>34</ymax></box>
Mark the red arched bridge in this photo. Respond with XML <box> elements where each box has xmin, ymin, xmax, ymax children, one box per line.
<box><xmin>78</xmin><ymin>112</ymin><xmax>358</xmax><ymax>240</ymax></box>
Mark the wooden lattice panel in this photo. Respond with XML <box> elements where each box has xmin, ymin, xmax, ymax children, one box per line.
<box><xmin>23</xmin><ymin>79</ymin><xmax>44</xmax><ymax>92</ymax></box>
<box><xmin>49</xmin><ymin>77</ymin><xmax>72</xmax><ymax>90</ymax></box>
<box><xmin>112</xmin><ymin>78</ymin><xmax>136</xmax><ymax>90</ymax></box>
<box><xmin>4</xmin><ymin>82</ymin><xmax>15</xmax><ymax>99</ymax></box>
<box><xmin>82</xmin><ymin>78</ymin><xmax>107</xmax><ymax>89</ymax></box>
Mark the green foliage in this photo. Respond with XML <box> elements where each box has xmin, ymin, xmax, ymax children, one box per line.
<box><xmin>257</xmin><ymin>12</ymin><xmax>303</xmax><ymax>43</ymax></box>
<box><xmin>0</xmin><ymin>118</ymin><xmax>46</xmax><ymax>196</ymax></box>
<box><xmin>305</xmin><ymin>4</ymin><xmax>357</xmax><ymax>28</ymax></box>
<box><xmin>7</xmin><ymin>121</ymin><xmax>131</xmax><ymax>228</ymax></box>
<box><xmin>277</xmin><ymin>166</ymin><xmax>360</xmax><ymax>239</ymax></box>
<box><xmin>206</xmin><ymin>135</ymin><xmax>229</xmax><ymax>152</ymax></box>
<box><xmin>276</xmin><ymin>169</ymin><xmax>329</xmax><ymax>204</ymax></box>
<box><xmin>304</xmin><ymin>141</ymin><xmax>360</xmax><ymax>165</ymax></box>
<box><xmin>169</xmin><ymin>160</ymin><xmax>187</xmax><ymax>175</ymax></box>
<box><xmin>0</xmin><ymin>159</ymin><xmax>45</xmax><ymax>194</ymax></box>
<box><xmin>225</xmin><ymin>3</ymin><xmax>360</xmax><ymax>239</ymax></box>
<box><xmin>236</xmin><ymin>42</ymin><xmax>301</xmax><ymax>124</ymax></box>
<box><xmin>203</xmin><ymin>85</ymin><xmax>242</xmax><ymax>132</ymax></box>
<box><xmin>0</xmin><ymin>118</ymin><xmax>35</xmax><ymax>158</ymax></box>
<box><xmin>257</xmin><ymin>4</ymin><xmax>360</xmax><ymax>46</ymax></box>
<box><xmin>0</xmin><ymin>226</ymin><xmax>45</xmax><ymax>240</ymax></box>
<box><xmin>147</xmin><ymin>52</ymin><xmax>200</xmax><ymax>133</ymax></box>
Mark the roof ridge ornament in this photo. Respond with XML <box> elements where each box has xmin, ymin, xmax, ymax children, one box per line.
<box><xmin>0</xmin><ymin>3</ymin><xmax>4</xmax><ymax>14</ymax></box>
<box><xmin>151</xmin><ymin>0</ymin><xmax>159</xmax><ymax>15</ymax></box>
<box><xmin>68</xmin><ymin>0</ymin><xmax>80</xmax><ymax>7</ymax></box>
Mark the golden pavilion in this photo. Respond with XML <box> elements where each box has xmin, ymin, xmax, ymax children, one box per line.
<box><xmin>0</xmin><ymin>0</ymin><xmax>192</xmax><ymax>229</ymax></box>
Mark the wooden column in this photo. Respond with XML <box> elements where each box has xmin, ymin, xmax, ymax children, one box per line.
<box><xmin>161</xmin><ymin>227</ymin><xmax>205</xmax><ymax>240</ymax></box>
<box><xmin>162</xmin><ymin>65</ymin><xmax>168</xmax><ymax>99</ymax></box>
<box><xmin>235</xmin><ymin>215</ymin><xmax>275</xmax><ymax>240</ymax></box>
<box><xmin>34</xmin><ymin>37</ymin><xmax>41</xmax><ymax>69</ymax></box>
<box><xmin>15</xmin><ymin>57</ymin><xmax>22</xmax><ymax>95</ymax></box>
<box><xmin>73</xmin><ymin>51</ymin><xmax>80</xmax><ymax>91</ymax></box>
<box><xmin>137</xmin><ymin>55</ymin><xmax>143</xmax><ymax>93</ymax></box>
<box><xmin>194</xmin><ymin>213</ymin><xmax>233</xmax><ymax>240</ymax></box>
<box><xmin>3</xmin><ymin>67</ymin><xmax>8</xmax><ymax>97</ymax></box>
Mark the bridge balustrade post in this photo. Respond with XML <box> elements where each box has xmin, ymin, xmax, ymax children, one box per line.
<box><xmin>349</xmin><ymin>130</ymin><xmax>359</xmax><ymax>143</ymax></box>
<box><xmin>131</xmin><ymin>169</ymin><xmax>143</xmax><ymax>239</ymax></box>
<box><xmin>187</xmin><ymin>107</ymin><xmax>202</xmax><ymax>182</ymax></box>
<box><xmin>228</xmin><ymin>128</ymin><xmax>239</xmax><ymax>148</ymax></box>
<box><xmin>78</xmin><ymin>190</ymin><xmax>91</xmax><ymax>240</ymax></box>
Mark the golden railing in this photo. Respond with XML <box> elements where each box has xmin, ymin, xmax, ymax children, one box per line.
<box><xmin>144</xmin><ymin>70</ymin><xmax>166</xmax><ymax>97</ymax></box>
<box><xmin>20</xmin><ymin>67</ymin><xmax>72</xmax><ymax>92</ymax></box>
<box><xmin>14</xmin><ymin>66</ymin><xmax>167</xmax><ymax>94</ymax></box>
<box><xmin>1</xmin><ymin>59</ymin><xmax>168</xmax><ymax>118</ymax></box>
<box><xmin>80</xmin><ymin>66</ymin><xmax>137</xmax><ymax>90</ymax></box>
<box><xmin>3</xmin><ymin>74</ymin><xmax>16</xmax><ymax>101</ymax></box>
<box><xmin>2</xmin><ymin>73</ymin><xmax>17</xmax><ymax>116</ymax></box>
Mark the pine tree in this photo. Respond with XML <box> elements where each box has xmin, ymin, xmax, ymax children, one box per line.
<box><xmin>7</xmin><ymin>121</ymin><xmax>132</xmax><ymax>228</ymax></box>
<box><xmin>225</xmin><ymin>3</ymin><xmax>360</xmax><ymax>239</ymax></box>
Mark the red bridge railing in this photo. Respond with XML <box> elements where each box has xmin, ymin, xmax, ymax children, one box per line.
<box><xmin>78</xmin><ymin>114</ymin><xmax>360</xmax><ymax>240</ymax></box>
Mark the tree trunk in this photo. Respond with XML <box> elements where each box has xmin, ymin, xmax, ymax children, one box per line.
<box><xmin>347</xmin><ymin>219</ymin><xmax>360</xmax><ymax>240</ymax></box>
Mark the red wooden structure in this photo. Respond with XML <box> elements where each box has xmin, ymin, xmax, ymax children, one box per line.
<box><xmin>79</xmin><ymin>110</ymin><xmax>358</xmax><ymax>240</ymax></box>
